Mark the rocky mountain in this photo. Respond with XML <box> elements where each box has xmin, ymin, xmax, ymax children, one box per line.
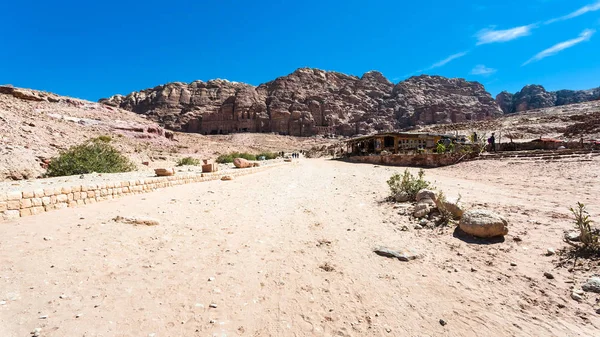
<box><xmin>496</xmin><ymin>85</ymin><xmax>600</xmax><ymax>114</ymax></box>
<box><xmin>100</xmin><ymin>68</ymin><xmax>502</xmax><ymax>137</ymax></box>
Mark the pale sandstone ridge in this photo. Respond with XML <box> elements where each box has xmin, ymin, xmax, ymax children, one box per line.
<box><xmin>496</xmin><ymin>84</ymin><xmax>600</xmax><ymax>114</ymax></box>
<box><xmin>99</xmin><ymin>68</ymin><xmax>502</xmax><ymax>136</ymax></box>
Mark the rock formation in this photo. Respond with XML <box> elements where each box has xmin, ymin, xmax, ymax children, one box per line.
<box><xmin>496</xmin><ymin>85</ymin><xmax>600</xmax><ymax>114</ymax></box>
<box><xmin>100</xmin><ymin>68</ymin><xmax>502</xmax><ymax>137</ymax></box>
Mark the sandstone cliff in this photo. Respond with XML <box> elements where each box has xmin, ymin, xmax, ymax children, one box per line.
<box><xmin>100</xmin><ymin>68</ymin><xmax>502</xmax><ymax>136</ymax></box>
<box><xmin>496</xmin><ymin>85</ymin><xmax>600</xmax><ymax>114</ymax></box>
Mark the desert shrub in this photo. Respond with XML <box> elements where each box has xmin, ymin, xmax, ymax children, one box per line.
<box><xmin>387</xmin><ymin>169</ymin><xmax>431</xmax><ymax>201</ymax></box>
<box><xmin>176</xmin><ymin>157</ymin><xmax>201</xmax><ymax>166</ymax></box>
<box><xmin>216</xmin><ymin>152</ymin><xmax>257</xmax><ymax>163</ymax></box>
<box><xmin>570</xmin><ymin>202</ymin><xmax>598</xmax><ymax>248</ymax></box>
<box><xmin>436</xmin><ymin>143</ymin><xmax>446</xmax><ymax>153</ymax></box>
<box><xmin>96</xmin><ymin>135</ymin><xmax>112</xmax><ymax>143</ymax></box>
<box><xmin>257</xmin><ymin>151</ymin><xmax>279</xmax><ymax>160</ymax></box>
<box><xmin>46</xmin><ymin>139</ymin><xmax>135</xmax><ymax>177</ymax></box>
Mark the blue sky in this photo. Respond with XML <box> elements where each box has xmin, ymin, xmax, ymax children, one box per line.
<box><xmin>1</xmin><ymin>0</ymin><xmax>599</xmax><ymax>101</ymax></box>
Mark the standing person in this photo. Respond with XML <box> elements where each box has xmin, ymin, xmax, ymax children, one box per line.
<box><xmin>488</xmin><ymin>133</ymin><xmax>496</xmax><ymax>152</ymax></box>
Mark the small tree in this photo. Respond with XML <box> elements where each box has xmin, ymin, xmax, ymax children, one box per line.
<box><xmin>46</xmin><ymin>139</ymin><xmax>135</xmax><ymax>177</ymax></box>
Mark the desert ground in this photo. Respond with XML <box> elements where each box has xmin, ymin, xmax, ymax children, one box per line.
<box><xmin>1</xmin><ymin>157</ymin><xmax>599</xmax><ymax>337</ymax></box>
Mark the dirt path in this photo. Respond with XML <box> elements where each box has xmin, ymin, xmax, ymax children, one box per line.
<box><xmin>1</xmin><ymin>159</ymin><xmax>599</xmax><ymax>336</ymax></box>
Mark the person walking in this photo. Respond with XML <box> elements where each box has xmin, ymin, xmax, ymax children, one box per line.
<box><xmin>488</xmin><ymin>133</ymin><xmax>496</xmax><ymax>152</ymax></box>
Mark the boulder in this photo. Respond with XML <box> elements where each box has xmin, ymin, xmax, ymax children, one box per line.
<box><xmin>154</xmin><ymin>168</ymin><xmax>175</xmax><ymax>176</ymax></box>
<box><xmin>221</xmin><ymin>175</ymin><xmax>233</xmax><ymax>181</ymax></box>
<box><xmin>582</xmin><ymin>276</ymin><xmax>600</xmax><ymax>293</ymax></box>
<box><xmin>459</xmin><ymin>209</ymin><xmax>509</xmax><ymax>238</ymax></box>
<box><xmin>416</xmin><ymin>189</ymin><xmax>437</xmax><ymax>203</ymax></box>
<box><xmin>233</xmin><ymin>158</ymin><xmax>253</xmax><ymax>168</ymax></box>
<box><xmin>436</xmin><ymin>196</ymin><xmax>463</xmax><ymax>219</ymax></box>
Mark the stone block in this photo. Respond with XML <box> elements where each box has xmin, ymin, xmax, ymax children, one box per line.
<box><xmin>0</xmin><ymin>202</ymin><xmax>7</xmax><ymax>212</ymax></box>
<box><xmin>7</xmin><ymin>191</ymin><xmax>22</xmax><ymax>201</ymax></box>
<box><xmin>31</xmin><ymin>198</ymin><xmax>43</xmax><ymax>206</ymax></box>
<box><xmin>22</xmin><ymin>191</ymin><xmax>35</xmax><ymax>198</ymax></box>
<box><xmin>3</xmin><ymin>210</ymin><xmax>20</xmax><ymax>219</ymax></box>
<box><xmin>42</xmin><ymin>197</ymin><xmax>51</xmax><ymax>206</ymax></box>
<box><xmin>44</xmin><ymin>188</ymin><xmax>54</xmax><ymax>197</ymax></box>
<box><xmin>20</xmin><ymin>208</ymin><xmax>32</xmax><ymax>217</ymax></box>
<box><xmin>7</xmin><ymin>200</ymin><xmax>20</xmax><ymax>210</ymax></box>
<box><xmin>61</xmin><ymin>186</ymin><xmax>72</xmax><ymax>194</ymax></box>
<box><xmin>72</xmin><ymin>185</ymin><xmax>81</xmax><ymax>192</ymax></box>
<box><xmin>50</xmin><ymin>195</ymin><xmax>57</xmax><ymax>204</ymax></box>
<box><xmin>20</xmin><ymin>199</ymin><xmax>32</xmax><ymax>209</ymax></box>
<box><xmin>34</xmin><ymin>189</ymin><xmax>44</xmax><ymax>197</ymax></box>
<box><xmin>31</xmin><ymin>206</ymin><xmax>45</xmax><ymax>215</ymax></box>
<box><xmin>67</xmin><ymin>193</ymin><xmax>74</xmax><ymax>201</ymax></box>
<box><xmin>87</xmin><ymin>191</ymin><xmax>96</xmax><ymax>198</ymax></box>
<box><xmin>55</xmin><ymin>203</ymin><xmax>67</xmax><ymax>210</ymax></box>
<box><xmin>73</xmin><ymin>192</ymin><xmax>81</xmax><ymax>200</ymax></box>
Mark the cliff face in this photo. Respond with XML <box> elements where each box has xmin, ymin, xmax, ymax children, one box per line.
<box><xmin>496</xmin><ymin>85</ymin><xmax>600</xmax><ymax>114</ymax></box>
<box><xmin>99</xmin><ymin>68</ymin><xmax>503</xmax><ymax>136</ymax></box>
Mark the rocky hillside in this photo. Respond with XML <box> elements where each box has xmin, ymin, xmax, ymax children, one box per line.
<box><xmin>100</xmin><ymin>68</ymin><xmax>502</xmax><ymax>136</ymax></box>
<box><xmin>496</xmin><ymin>85</ymin><xmax>600</xmax><ymax>114</ymax></box>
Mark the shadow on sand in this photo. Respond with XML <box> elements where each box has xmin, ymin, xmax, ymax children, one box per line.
<box><xmin>452</xmin><ymin>227</ymin><xmax>505</xmax><ymax>245</ymax></box>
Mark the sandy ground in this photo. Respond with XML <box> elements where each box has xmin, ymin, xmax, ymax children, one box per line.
<box><xmin>1</xmin><ymin>158</ymin><xmax>599</xmax><ymax>337</ymax></box>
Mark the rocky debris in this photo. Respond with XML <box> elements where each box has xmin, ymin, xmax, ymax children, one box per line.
<box><xmin>415</xmin><ymin>189</ymin><xmax>437</xmax><ymax>203</ymax></box>
<box><xmin>545</xmin><ymin>248</ymin><xmax>556</xmax><ymax>256</ymax></box>
<box><xmin>113</xmin><ymin>216</ymin><xmax>160</xmax><ymax>226</ymax></box>
<box><xmin>496</xmin><ymin>84</ymin><xmax>600</xmax><ymax>113</ymax></box>
<box><xmin>99</xmin><ymin>69</ymin><xmax>502</xmax><ymax>136</ymax></box>
<box><xmin>373</xmin><ymin>247</ymin><xmax>419</xmax><ymax>261</ymax></box>
<box><xmin>154</xmin><ymin>168</ymin><xmax>175</xmax><ymax>177</ymax></box>
<box><xmin>544</xmin><ymin>272</ymin><xmax>554</xmax><ymax>280</ymax></box>
<box><xmin>571</xmin><ymin>291</ymin><xmax>584</xmax><ymax>301</ymax></box>
<box><xmin>394</xmin><ymin>192</ymin><xmax>410</xmax><ymax>202</ymax></box>
<box><xmin>565</xmin><ymin>232</ymin><xmax>580</xmax><ymax>242</ymax></box>
<box><xmin>582</xmin><ymin>276</ymin><xmax>600</xmax><ymax>293</ymax></box>
<box><xmin>0</xmin><ymin>85</ymin><xmax>59</xmax><ymax>102</ymax></box>
<box><xmin>31</xmin><ymin>328</ymin><xmax>42</xmax><ymax>337</ymax></box>
<box><xmin>413</xmin><ymin>197</ymin><xmax>436</xmax><ymax>218</ymax></box>
<box><xmin>233</xmin><ymin>157</ymin><xmax>253</xmax><ymax>168</ymax></box>
<box><xmin>439</xmin><ymin>319</ymin><xmax>447</xmax><ymax>326</ymax></box>
<box><xmin>221</xmin><ymin>175</ymin><xmax>233</xmax><ymax>181</ymax></box>
<box><xmin>459</xmin><ymin>209</ymin><xmax>509</xmax><ymax>238</ymax></box>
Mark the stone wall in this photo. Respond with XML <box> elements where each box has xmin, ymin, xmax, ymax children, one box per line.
<box><xmin>1</xmin><ymin>163</ymin><xmax>286</xmax><ymax>221</ymax></box>
<box><xmin>345</xmin><ymin>153</ymin><xmax>475</xmax><ymax>168</ymax></box>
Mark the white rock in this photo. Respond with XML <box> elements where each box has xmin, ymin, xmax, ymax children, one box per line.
<box><xmin>416</xmin><ymin>189</ymin><xmax>437</xmax><ymax>203</ymax></box>
<box><xmin>546</xmin><ymin>248</ymin><xmax>556</xmax><ymax>256</ymax></box>
<box><xmin>459</xmin><ymin>209</ymin><xmax>509</xmax><ymax>238</ymax></box>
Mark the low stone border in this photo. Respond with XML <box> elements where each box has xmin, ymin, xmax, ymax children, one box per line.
<box><xmin>1</xmin><ymin>162</ymin><xmax>287</xmax><ymax>221</ymax></box>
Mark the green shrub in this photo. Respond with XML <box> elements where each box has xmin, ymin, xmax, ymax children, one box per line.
<box><xmin>215</xmin><ymin>152</ymin><xmax>257</xmax><ymax>163</ymax></box>
<box><xmin>436</xmin><ymin>143</ymin><xmax>446</xmax><ymax>153</ymax></box>
<box><xmin>570</xmin><ymin>202</ymin><xmax>597</xmax><ymax>248</ymax></box>
<box><xmin>46</xmin><ymin>139</ymin><xmax>135</xmax><ymax>177</ymax></box>
<box><xmin>257</xmin><ymin>152</ymin><xmax>279</xmax><ymax>160</ymax></box>
<box><xmin>176</xmin><ymin>157</ymin><xmax>201</xmax><ymax>166</ymax></box>
<box><xmin>387</xmin><ymin>169</ymin><xmax>431</xmax><ymax>201</ymax></box>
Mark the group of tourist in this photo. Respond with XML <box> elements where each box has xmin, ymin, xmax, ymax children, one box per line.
<box><xmin>290</xmin><ymin>152</ymin><xmax>301</xmax><ymax>159</ymax></box>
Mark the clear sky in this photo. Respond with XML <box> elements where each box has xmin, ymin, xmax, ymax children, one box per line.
<box><xmin>1</xmin><ymin>0</ymin><xmax>599</xmax><ymax>101</ymax></box>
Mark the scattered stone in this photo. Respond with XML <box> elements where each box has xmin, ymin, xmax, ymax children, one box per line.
<box><xmin>565</xmin><ymin>232</ymin><xmax>580</xmax><ymax>242</ymax></box>
<box><xmin>510</xmin><ymin>262</ymin><xmax>517</xmax><ymax>267</ymax></box>
<box><xmin>373</xmin><ymin>247</ymin><xmax>420</xmax><ymax>261</ymax></box>
<box><xmin>545</xmin><ymin>248</ymin><xmax>556</xmax><ymax>256</ymax></box>
<box><xmin>513</xmin><ymin>236</ymin><xmax>522</xmax><ymax>242</ymax></box>
<box><xmin>208</xmin><ymin>277</ymin><xmax>215</xmax><ymax>282</ymax></box>
<box><xmin>39</xmin><ymin>315</ymin><xmax>48</xmax><ymax>319</ymax></box>
<box><xmin>113</xmin><ymin>216</ymin><xmax>160</xmax><ymax>226</ymax></box>
<box><xmin>221</xmin><ymin>175</ymin><xmax>234</xmax><ymax>181</ymax></box>
<box><xmin>209</xmin><ymin>303</ymin><xmax>217</xmax><ymax>308</ymax></box>
<box><xmin>148</xmin><ymin>333</ymin><xmax>156</xmax><ymax>337</ymax></box>
<box><xmin>571</xmin><ymin>292</ymin><xmax>583</xmax><ymax>301</ymax></box>
<box><xmin>470</xmin><ymin>267</ymin><xmax>477</xmax><ymax>272</ymax></box>
<box><xmin>419</xmin><ymin>219</ymin><xmax>428</xmax><ymax>226</ymax></box>
<box><xmin>543</xmin><ymin>272</ymin><xmax>554</xmax><ymax>280</ymax></box>
<box><xmin>233</xmin><ymin>158</ymin><xmax>254</xmax><ymax>168</ymax></box>
<box><xmin>436</xmin><ymin>196</ymin><xmax>463</xmax><ymax>219</ymax></box>
<box><xmin>385</xmin><ymin>328</ymin><xmax>392</xmax><ymax>333</ymax></box>
<box><xmin>43</xmin><ymin>237</ymin><xmax>52</xmax><ymax>241</ymax></box>
<box><xmin>210</xmin><ymin>319</ymin><xmax>216</xmax><ymax>324</ymax></box>
<box><xmin>31</xmin><ymin>328</ymin><xmax>42</xmax><ymax>337</ymax></box>
<box><xmin>400</xmin><ymin>225</ymin><xmax>409</xmax><ymax>231</ymax></box>
<box><xmin>582</xmin><ymin>276</ymin><xmax>600</xmax><ymax>293</ymax></box>
<box><xmin>154</xmin><ymin>168</ymin><xmax>175</xmax><ymax>177</ymax></box>
<box><xmin>416</xmin><ymin>189</ymin><xmax>437</xmax><ymax>203</ymax></box>
<box><xmin>75</xmin><ymin>313</ymin><xmax>82</xmax><ymax>318</ymax></box>
<box><xmin>439</xmin><ymin>319</ymin><xmax>447</xmax><ymax>326</ymax></box>
<box><xmin>459</xmin><ymin>209</ymin><xmax>509</xmax><ymax>238</ymax></box>
<box><xmin>596</xmin><ymin>308</ymin><xmax>600</xmax><ymax>314</ymax></box>
<box><xmin>59</xmin><ymin>294</ymin><xmax>67</xmax><ymax>299</ymax></box>
<box><xmin>414</xmin><ymin>224</ymin><xmax>423</xmax><ymax>230</ymax></box>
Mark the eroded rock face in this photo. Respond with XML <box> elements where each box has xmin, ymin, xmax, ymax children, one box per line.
<box><xmin>496</xmin><ymin>85</ymin><xmax>600</xmax><ymax>113</ymax></box>
<box><xmin>100</xmin><ymin>69</ymin><xmax>502</xmax><ymax>136</ymax></box>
